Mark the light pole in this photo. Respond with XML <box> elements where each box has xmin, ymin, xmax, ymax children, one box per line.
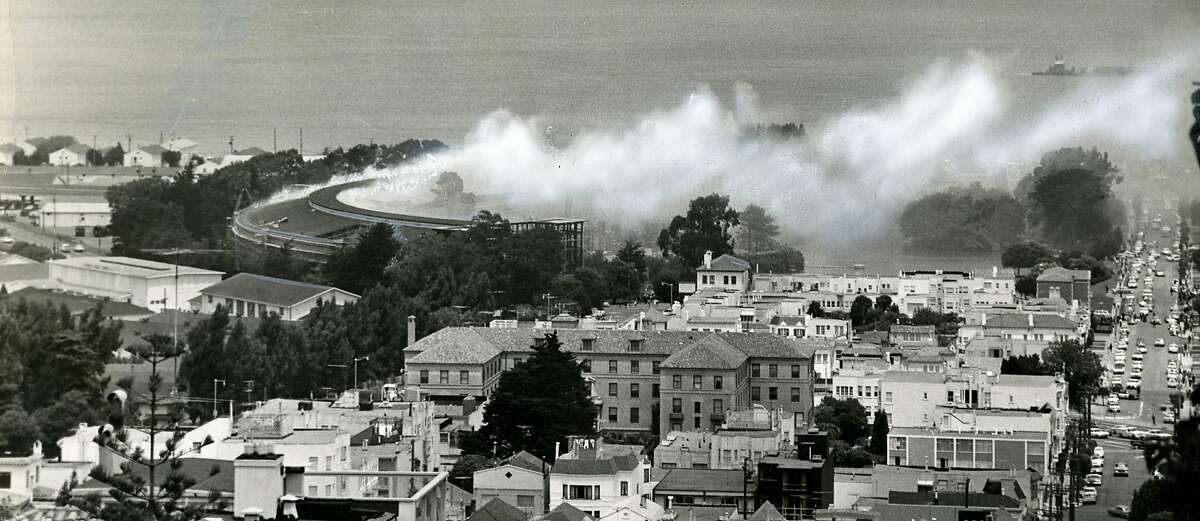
<box><xmin>660</xmin><ymin>281</ymin><xmax>675</xmax><ymax>303</ymax></box>
<box><xmin>212</xmin><ymin>379</ymin><xmax>225</xmax><ymax>419</ymax></box>
<box><xmin>353</xmin><ymin>355</ymin><xmax>370</xmax><ymax>391</ymax></box>
<box><xmin>542</xmin><ymin>293</ymin><xmax>556</xmax><ymax>319</ymax></box>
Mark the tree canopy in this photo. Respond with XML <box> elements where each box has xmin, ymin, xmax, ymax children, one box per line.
<box><xmin>736</xmin><ymin>204</ymin><xmax>779</xmax><ymax>257</ymax></box>
<box><xmin>657</xmin><ymin>193</ymin><xmax>740</xmax><ymax>270</ymax></box>
<box><xmin>1041</xmin><ymin>339</ymin><xmax>1102</xmax><ymax>408</ymax></box>
<box><xmin>1001</xmin><ymin>242</ymin><xmax>1054</xmax><ymax>274</ymax></box>
<box><xmin>898</xmin><ymin>185</ymin><xmax>1025</xmax><ymax>252</ymax></box>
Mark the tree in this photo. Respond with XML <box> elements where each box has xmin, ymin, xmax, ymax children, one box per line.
<box><xmin>1014</xmin><ymin>147</ymin><xmax>1120</xmax><ymax>202</ymax></box>
<box><xmin>1130</xmin><ymin>478</ymin><xmax>1172</xmax><ymax>521</ymax></box>
<box><xmin>1137</xmin><ymin>384</ymin><xmax>1200</xmax><ymax>521</ymax></box>
<box><xmin>849</xmin><ymin>295</ymin><xmax>873</xmax><ymax>328</ymax></box>
<box><xmin>898</xmin><ymin>185</ymin><xmax>1027</xmax><ymax>252</ymax></box>
<box><xmin>0</xmin><ymin>408</ymin><xmax>43</xmax><ymax>455</ymax></box>
<box><xmin>471</xmin><ymin>332</ymin><xmax>596</xmax><ymax>461</ymax></box>
<box><xmin>1015</xmin><ymin>274</ymin><xmax>1037</xmax><ymax>297</ymax></box>
<box><xmin>448</xmin><ymin>454</ymin><xmax>493</xmax><ymax>493</ymax></box>
<box><xmin>323</xmin><ymin>223</ymin><xmax>401</xmax><ymax>294</ymax></box>
<box><xmin>1002</xmin><ymin>242</ymin><xmax>1054</xmax><ymax>275</ymax></box>
<box><xmin>869</xmin><ymin>411</ymin><xmax>889</xmax><ymax>455</ymax></box>
<box><xmin>737</xmin><ymin>204</ymin><xmax>779</xmax><ymax>257</ymax></box>
<box><xmin>162</xmin><ymin>150</ymin><xmax>182</xmax><ymax>168</ymax></box>
<box><xmin>1001</xmin><ymin>354</ymin><xmax>1053</xmax><ymax>376</ymax></box>
<box><xmin>103</xmin><ymin>144</ymin><xmax>125</xmax><ymax>166</ymax></box>
<box><xmin>657</xmin><ymin>193</ymin><xmax>740</xmax><ymax>270</ymax></box>
<box><xmin>1029</xmin><ymin>168</ymin><xmax>1121</xmax><ymax>253</ymax></box>
<box><xmin>813</xmin><ymin>396</ymin><xmax>869</xmax><ymax>444</ymax></box>
<box><xmin>807</xmin><ymin>301</ymin><xmax>826</xmax><ymax>318</ymax></box>
<box><xmin>1041</xmin><ymin>339</ymin><xmax>1103</xmax><ymax>409</ymax></box>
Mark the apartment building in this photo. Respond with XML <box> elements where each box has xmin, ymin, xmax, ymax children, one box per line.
<box><xmin>695</xmin><ymin>251</ymin><xmax>752</xmax><ymax>293</ymax></box>
<box><xmin>886</xmin><ymin>428</ymin><xmax>1050</xmax><ymax>474</ymax></box>
<box><xmin>956</xmin><ymin>312</ymin><xmax>1078</xmax><ymax>347</ymax></box>
<box><xmin>880</xmin><ymin>371</ymin><xmax>1065</xmax><ymax>430</ymax></box>
<box><xmin>752</xmin><ymin>269</ymin><xmax>1015</xmax><ymax>316</ymax></box>
<box><xmin>405</xmin><ymin>328</ymin><xmax>817</xmax><ymax>435</ymax></box>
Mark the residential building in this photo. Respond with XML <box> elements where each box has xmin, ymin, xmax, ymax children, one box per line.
<box><xmin>655</xmin><ymin>410</ymin><xmax>791</xmax><ymax>472</ymax></box>
<box><xmin>164</xmin><ymin>137</ymin><xmax>199</xmax><ymax>159</ymax></box>
<box><xmin>125</xmin><ymin>144</ymin><xmax>168</xmax><ymax>167</ymax></box>
<box><xmin>474</xmin><ymin>451</ymin><xmax>547</xmax><ymax>515</ymax></box>
<box><xmin>0</xmin><ymin>143</ymin><xmax>20</xmax><ymax>165</ymax></box>
<box><xmin>404</xmin><ymin>328</ymin><xmax>816</xmax><ymax>435</ymax></box>
<box><xmin>196</xmin><ymin>413</ymin><xmax>352</xmax><ymax>472</ymax></box>
<box><xmin>879</xmin><ymin>371</ymin><xmax>947</xmax><ymax>428</ymax></box>
<box><xmin>885</xmin><ymin>427</ymin><xmax>1049</xmax><ymax>474</ymax></box>
<box><xmin>769</xmin><ymin>315</ymin><xmax>851</xmax><ymax>340</ymax></box>
<box><xmin>49</xmin><ymin>144</ymin><xmax>90</xmax><ymax>166</ymax></box>
<box><xmin>1036</xmin><ymin>267</ymin><xmax>1091</xmax><ymax>308</ymax></box>
<box><xmin>14</xmin><ymin>139</ymin><xmax>40</xmax><ymax>156</ymax></box>
<box><xmin>956</xmin><ymin>312</ymin><xmax>1078</xmax><ymax>347</ymax></box>
<box><xmin>191</xmin><ymin>272</ymin><xmax>360</xmax><ymax>320</ymax></box>
<box><xmin>696</xmin><ymin>251</ymin><xmax>751</xmax><ymax>293</ymax></box>
<box><xmin>888</xmin><ymin>325</ymin><xmax>936</xmax><ymax>347</ymax></box>
<box><xmin>36</xmin><ymin>200</ymin><xmax>111</xmax><ymax>238</ymax></box>
<box><xmin>468</xmin><ymin>498</ymin><xmax>533</xmax><ymax>521</ymax></box>
<box><xmin>549</xmin><ymin>439</ymin><xmax>651</xmax><ymax>519</ymax></box>
<box><xmin>754</xmin><ymin>431</ymin><xmax>835</xmax><ymax>520</ymax></box>
<box><xmin>830</xmin><ymin>370</ymin><xmax>882</xmax><ymax>417</ymax></box>
<box><xmin>221</xmin><ymin>146</ymin><xmax>271</xmax><ymax>167</ymax></box>
<box><xmin>652</xmin><ymin>469</ymin><xmax>749</xmax><ymax>515</ymax></box>
<box><xmin>47</xmin><ymin>256</ymin><xmax>224</xmax><ymax>311</ymax></box>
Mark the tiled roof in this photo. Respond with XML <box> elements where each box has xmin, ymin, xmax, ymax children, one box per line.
<box><xmin>139</xmin><ymin>144</ymin><xmax>168</xmax><ymax>155</ymax></box>
<box><xmin>504</xmin><ymin>450</ymin><xmax>544</xmax><ymax>473</ymax></box>
<box><xmin>406</xmin><ymin>328</ymin><xmax>505</xmax><ymax>364</ymax></box>
<box><xmin>980</xmin><ymin>313</ymin><xmax>1074</xmax><ymax>330</ymax></box>
<box><xmin>655</xmin><ymin>468</ymin><xmax>745</xmax><ymax>493</ymax></box>
<box><xmin>199</xmin><ymin>272</ymin><xmax>354</xmax><ymax>307</ymax></box>
<box><xmin>698</xmin><ymin>253</ymin><xmax>751</xmax><ymax>272</ymax></box>
<box><xmin>662</xmin><ymin>336</ymin><xmax>749</xmax><ymax>369</ymax></box>
<box><xmin>542</xmin><ymin>502</ymin><xmax>592</xmax><ymax>521</ymax></box>
<box><xmin>551</xmin><ymin>454</ymin><xmax>640</xmax><ymax>475</ymax></box>
<box><xmin>467</xmin><ymin>498</ymin><xmax>529</xmax><ymax>521</ymax></box>
<box><xmin>881</xmin><ymin>370</ymin><xmax>945</xmax><ymax>384</ymax></box>
<box><xmin>769</xmin><ymin>315</ymin><xmax>804</xmax><ymax>326</ymax></box>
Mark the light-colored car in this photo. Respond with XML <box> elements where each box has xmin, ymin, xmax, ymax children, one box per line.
<box><xmin>1081</xmin><ymin>487</ymin><xmax>1098</xmax><ymax>504</ymax></box>
<box><xmin>1168</xmin><ymin>344</ymin><xmax>1179</xmax><ymax>353</ymax></box>
<box><xmin>1167</xmin><ymin>377</ymin><xmax>1178</xmax><ymax>388</ymax></box>
<box><xmin>1110</xmin><ymin>505</ymin><xmax>1131</xmax><ymax>518</ymax></box>
<box><xmin>1094</xmin><ymin>447</ymin><xmax>1105</xmax><ymax>458</ymax></box>
<box><xmin>72</xmin><ymin>243</ymin><xmax>85</xmax><ymax>253</ymax></box>
<box><xmin>1167</xmin><ymin>360</ymin><xmax>1178</xmax><ymax>370</ymax></box>
<box><xmin>1155</xmin><ymin>338</ymin><xmax>1166</xmax><ymax>347</ymax></box>
<box><xmin>1107</xmin><ymin>404</ymin><xmax>1121</xmax><ymax>413</ymax></box>
<box><xmin>1132</xmin><ymin>352</ymin><xmax>1144</xmax><ymax>360</ymax></box>
<box><xmin>1090</xmin><ymin>428</ymin><xmax>1110</xmax><ymax>439</ymax></box>
<box><xmin>1114</xmin><ymin>463</ymin><xmax>1130</xmax><ymax>477</ymax></box>
<box><xmin>1146</xmin><ymin>429</ymin><xmax>1170</xmax><ymax>440</ymax></box>
<box><xmin>1086</xmin><ymin>473</ymin><xmax>1103</xmax><ymax>486</ymax></box>
<box><xmin>0</xmin><ymin>236</ymin><xmax>13</xmax><ymax>245</ymax></box>
<box><xmin>1131</xmin><ymin>361</ymin><xmax>1143</xmax><ymax>369</ymax></box>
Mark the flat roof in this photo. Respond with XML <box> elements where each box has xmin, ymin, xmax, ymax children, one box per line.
<box><xmin>49</xmin><ymin>256</ymin><xmax>224</xmax><ymax>279</ymax></box>
<box><xmin>890</xmin><ymin>427</ymin><xmax>1046</xmax><ymax>440</ymax></box>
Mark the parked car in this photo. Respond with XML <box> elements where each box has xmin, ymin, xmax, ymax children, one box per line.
<box><xmin>1081</xmin><ymin>487</ymin><xmax>1098</xmax><ymax>504</ymax></box>
<box><xmin>1155</xmin><ymin>338</ymin><xmax>1166</xmax><ymax>347</ymax></box>
<box><xmin>1086</xmin><ymin>473</ymin><xmax>1103</xmax><ymax>486</ymax></box>
<box><xmin>1107</xmin><ymin>404</ymin><xmax>1121</xmax><ymax>413</ymax></box>
<box><xmin>0</xmin><ymin>236</ymin><xmax>13</xmax><ymax>245</ymax></box>
<box><xmin>1090</xmin><ymin>428</ymin><xmax>1110</xmax><ymax>439</ymax></box>
<box><xmin>1094</xmin><ymin>447</ymin><xmax>1105</xmax><ymax>458</ymax></box>
<box><xmin>1109</xmin><ymin>505</ymin><xmax>1131</xmax><ymax>518</ymax></box>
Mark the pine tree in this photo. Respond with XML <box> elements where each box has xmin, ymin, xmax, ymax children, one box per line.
<box><xmin>870</xmin><ymin>411</ymin><xmax>889</xmax><ymax>455</ymax></box>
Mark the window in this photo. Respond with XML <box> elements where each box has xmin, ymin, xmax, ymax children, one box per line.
<box><xmin>630</xmin><ymin>360</ymin><xmax>639</xmax><ymax>374</ymax></box>
<box><xmin>752</xmin><ymin>364</ymin><xmax>761</xmax><ymax>377</ymax></box>
<box><xmin>714</xmin><ymin>398</ymin><xmax>723</xmax><ymax>412</ymax></box>
<box><xmin>751</xmin><ymin>387</ymin><xmax>761</xmax><ymax>401</ymax></box>
<box><xmin>714</xmin><ymin>375</ymin><xmax>723</xmax><ymax>389</ymax></box>
<box><xmin>672</xmin><ymin>398</ymin><xmax>682</xmax><ymax>413</ymax></box>
<box><xmin>609</xmin><ymin>383</ymin><xmax>618</xmax><ymax>397</ymax></box>
<box><xmin>768</xmin><ymin>387</ymin><xmax>778</xmax><ymax>400</ymax></box>
<box><xmin>307</xmin><ymin>485</ymin><xmax>317</xmax><ymax>496</ymax></box>
<box><xmin>693</xmin><ymin>375</ymin><xmax>702</xmax><ymax>390</ymax></box>
<box><xmin>644</xmin><ymin>468</ymin><xmax>651</xmax><ymax>483</ymax></box>
<box><xmin>308</xmin><ymin>457</ymin><xmax>318</xmax><ymax>468</ymax></box>
<box><xmin>653</xmin><ymin>361</ymin><xmax>661</xmax><ymax>374</ymax></box>
<box><xmin>620</xmin><ymin>481</ymin><xmax>629</xmax><ymax>496</ymax></box>
<box><xmin>652</xmin><ymin>384</ymin><xmax>660</xmax><ymax>398</ymax></box>
<box><xmin>769</xmin><ymin>364</ymin><xmax>778</xmax><ymax>378</ymax></box>
<box><xmin>459</xmin><ymin>370</ymin><xmax>469</xmax><ymax>384</ymax></box>
<box><xmin>630</xmin><ymin>383</ymin><xmax>640</xmax><ymax>398</ymax></box>
<box><xmin>791</xmin><ymin>364</ymin><xmax>801</xmax><ymax>378</ymax></box>
<box><xmin>517</xmin><ymin>495</ymin><xmax>535</xmax><ymax>508</ymax></box>
<box><xmin>608</xmin><ymin>407</ymin><xmax>618</xmax><ymax>423</ymax></box>
<box><xmin>923</xmin><ymin>392</ymin><xmax>928</xmax><ymax>400</ymax></box>
<box><xmin>567</xmin><ymin>485</ymin><xmax>599</xmax><ymax>500</ymax></box>
<box><xmin>74</xmin><ymin>226</ymin><xmax>86</xmax><ymax>237</ymax></box>
<box><xmin>628</xmin><ymin>339</ymin><xmax>643</xmax><ymax>352</ymax></box>
<box><xmin>694</xmin><ymin>416</ymin><xmax>701</xmax><ymax>429</ymax></box>
<box><xmin>325</xmin><ymin>456</ymin><xmax>332</xmax><ymax>471</ymax></box>
<box><xmin>325</xmin><ymin>484</ymin><xmax>332</xmax><ymax>496</ymax></box>
<box><xmin>609</xmin><ymin>360</ymin><xmax>619</xmax><ymax>374</ymax></box>
<box><xmin>419</xmin><ymin>370</ymin><xmax>429</xmax><ymax>384</ymax></box>
<box><xmin>581</xmin><ymin>338</ymin><xmax>595</xmax><ymax>351</ymax></box>
<box><xmin>630</xmin><ymin>407</ymin><xmax>640</xmax><ymax>423</ymax></box>
<box><xmin>791</xmin><ymin>387</ymin><xmax>801</xmax><ymax>402</ymax></box>
<box><xmin>440</xmin><ymin>370</ymin><xmax>449</xmax><ymax>384</ymax></box>
<box><xmin>581</xmin><ymin>358</ymin><xmax>591</xmax><ymax>372</ymax></box>
<box><xmin>673</xmin><ymin>375</ymin><xmax>682</xmax><ymax>389</ymax></box>
<box><xmin>693</xmin><ymin>401</ymin><xmax>701</xmax><ymax>413</ymax></box>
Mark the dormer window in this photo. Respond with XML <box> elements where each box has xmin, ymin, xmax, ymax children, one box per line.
<box><xmin>582</xmin><ymin>338</ymin><xmax>595</xmax><ymax>352</ymax></box>
<box><xmin>628</xmin><ymin>339</ymin><xmax>643</xmax><ymax>352</ymax></box>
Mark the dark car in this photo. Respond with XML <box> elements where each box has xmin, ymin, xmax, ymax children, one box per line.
<box><xmin>1109</xmin><ymin>506</ymin><xmax>1131</xmax><ymax>518</ymax></box>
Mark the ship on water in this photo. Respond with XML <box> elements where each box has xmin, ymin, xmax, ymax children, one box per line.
<box><xmin>1032</xmin><ymin>57</ymin><xmax>1132</xmax><ymax>77</ymax></box>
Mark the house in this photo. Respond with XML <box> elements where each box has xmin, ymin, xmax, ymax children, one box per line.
<box><xmin>164</xmin><ymin>137</ymin><xmax>198</xmax><ymax>158</ymax></box>
<box><xmin>695</xmin><ymin>251</ymin><xmax>751</xmax><ymax>293</ymax></box>
<box><xmin>36</xmin><ymin>200</ymin><xmax>111</xmax><ymax>237</ymax></box>
<box><xmin>888</xmin><ymin>325</ymin><xmax>936</xmax><ymax>347</ymax></box>
<box><xmin>15</xmin><ymin>138</ymin><xmax>44</xmax><ymax>156</ymax></box>
<box><xmin>47</xmin><ymin>256</ymin><xmax>224</xmax><ymax>312</ymax></box>
<box><xmin>549</xmin><ymin>439</ymin><xmax>651</xmax><ymax>519</ymax></box>
<box><xmin>468</xmin><ymin>497</ymin><xmax>532</xmax><ymax>521</ymax></box>
<box><xmin>0</xmin><ymin>143</ymin><xmax>20</xmax><ymax>165</ymax></box>
<box><xmin>651</xmin><ymin>468</ymin><xmax>749</xmax><ymax>514</ymax></box>
<box><xmin>49</xmin><ymin>144</ymin><xmax>90</xmax><ymax>166</ymax></box>
<box><xmin>1036</xmin><ymin>267</ymin><xmax>1091</xmax><ymax>308</ymax></box>
<box><xmin>124</xmin><ymin>144</ymin><xmax>168</xmax><ymax>167</ymax></box>
<box><xmin>754</xmin><ymin>431</ymin><xmax>835</xmax><ymax>519</ymax></box>
<box><xmin>194</xmin><ymin>158</ymin><xmax>223</xmax><ymax>175</ymax></box>
<box><xmin>221</xmin><ymin>146</ymin><xmax>271</xmax><ymax>167</ymax></box>
<box><xmin>474</xmin><ymin>451</ymin><xmax>547</xmax><ymax>515</ymax></box>
<box><xmin>956</xmin><ymin>312</ymin><xmax>1078</xmax><ymax>347</ymax></box>
<box><xmin>191</xmin><ymin>272</ymin><xmax>360</xmax><ymax>320</ymax></box>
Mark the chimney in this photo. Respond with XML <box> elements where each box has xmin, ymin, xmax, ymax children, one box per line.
<box><xmin>1028</xmin><ymin>313</ymin><xmax>1034</xmax><ymax>327</ymax></box>
<box><xmin>992</xmin><ymin>266</ymin><xmax>998</xmax><ymax>278</ymax></box>
<box><xmin>704</xmin><ymin>250</ymin><xmax>713</xmax><ymax>269</ymax></box>
<box><xmin>981</xmin><ymin>313</ymin><xmax>987</xmax><ymax>326</ymax></box>
<box><xmin>406</xmin><ymin>315</ymin><xmax>416</xmax><ymax>347</ymax></box>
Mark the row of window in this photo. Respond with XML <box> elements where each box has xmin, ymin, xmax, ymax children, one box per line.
<box><xmin>582</xmin><ymin>359</ymin><xmax>660</xmax><ymax>374</ymax></box>
<box><xmin>608</xmin><ymin>382</ymin><xmax>660</xmax><ymax>398</ymax></box>
<box><xmin>579</xmin><ymin>338</ymin><xmax>644</xmax><ymax>352</ymax></box>
<box><xmin>608</xmin><ymin>407</ymin><xmax>641</xmax><ymax>424</ymax></box>
<box><xmin>750</xmin><ymin>386</ymin><xmax>803</xmax><ymax>402</ymax></box>
<box><xmin>419</xmin><ymin>369</ymin><xmax>473</xmax><ymax>385</ymax></box>
<box><xmin>750</xmin><ymin>363</ymin><xmax>806</xmax><ymax>379</ymax></box>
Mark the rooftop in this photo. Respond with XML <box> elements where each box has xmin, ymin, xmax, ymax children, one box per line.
<box><xmin>889</xmin><ymin>427</ymin><xmax>1047</xmax><ymax>440</ymax></box>
<box><xmin>467</xmin><ymin>497</ymin><xmax>529</xmax><ymax>521</ymax></box>
<box><xmin>139</xmin><ymin>144</ymin><xmax>168</xmax><ymax>155</ymax></box>
<box><xmin>0</xmin><ymin>287</ymin><xmax>152</xmax><ymax>317</ymax></box>
<box><xmin>881</xmin><ymin>371</ymin><xmax>946</xmax><ymax>384</ymax></box>
<box><xmin>975</xmin><ymin>312</ymin><xmax>1075</xmax><ymax>330</ymax></box>
<box><xmin>49</xmin><ymin>256</ymin><xmax>223</xmax><ymax>279</ymax></box>
<box><xmin>551</xmin><ymin>454</ymin><xmax>640</xmax><ymax>475</ymax></box>
<box><xmin>1037</xmin><ymin>267</ymin><xmax>1091</xmax><ymax>283</ymax></box>
<box><xmin>655</xmin><ymin>468</ymin><xmax>745</xmax><ymax>493</ymax></box>
<box><xmin>198</xmin><ymin>272</ymin><xmax>355</xmax><ymax>307</ymax></box>
<box><xmin>698</xmin><ymin>253</ymin><xmax>751</xmax><ymax>272</ymax></box>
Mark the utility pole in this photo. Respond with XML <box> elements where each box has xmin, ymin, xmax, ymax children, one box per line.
<box><xmin>299</xmin><ymin>127</ymin><xmax>303</xmax><ymax>155</ymax></box>
<box><xmin>273</xmin><ymin>127</ymin><xmax>277</xmax><ymax>153</ymax></box>
<box><xmin>212</xmin><ymin>379</ymin><xmax>226</xmax><ymax>418</ymax></box>
<box><xmin>126</xmin><ymin>134</ymin><xmax>132</xmax><ymax>156</ymax></box>
<box><xmin>354</xmin><ymin>355</ymin><xmax>370</xmax><ymax>391</ymax></box>
<box><xmin>229</xmin><ymin>136</ymin><xmax>235</xmax><ymax>154</ymax></box>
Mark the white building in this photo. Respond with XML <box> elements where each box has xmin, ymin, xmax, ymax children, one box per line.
<box><xmin>49</xmin><ymin>144</ymin><xmax>90</xmax><ymax>166</ymax></box>
<box><xmin>0</xmin><ymin>143</ymin><xmax>20</xmax><ymax>165</ymax></box>
<box><xmin>194</xmin><ymin>158</ymin><xmax>223</xmax><ymax>175</ymax></box>
<box><xmin>768</xmin><ymin>314</ymin><xmax>851</xmax><ymax>340</ymax></box>
<box><xmin>956</xmin><ymin>312</ymin><xmax>1078</xmax><ymax>347</ymax></box>
<box><xmin>164</xmin><ymin>137</ymin><xmax>198</xmax><ymax>159</ymax></box>
<box><xmin>220</xmin><ymin>146</ymin><xmax>271</xmax><ymax>167</ymax></box>
<box><xmin>125</xmin><ymin>144</ymin><xmax>168</xmax><ymax>167</ymax></box>
<box><xmin>15</xmin><ymin>139</ymin><xmax>41</xmax><ymax>156</ymax></box>
<box><xmin>550</xmin><ymin>440</ymin><xmax>651</xmax><ymax>519</ymax></box>
<box><xmin>695</xmin><ymin>251</ymin><xmax>751</xmax><ymax>293</ymax></box>
<box><xmin>191</xmin><ymin>272</ymin><xmax>360</xmax><ymax>320</ymax></box>
<box><xmin>48</xmin><ymin>256</ymin><xmax>224</xmax><ymax>311</ymax></box>
<box><xmin>36</xmin><ymin>201</ymin><xmax>111</xmax><ymax>237</ymax></box>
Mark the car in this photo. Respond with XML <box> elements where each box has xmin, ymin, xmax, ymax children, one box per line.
<box><xmin>1081</xmin><ymin>487</ymin><xmax>1099</xmax><ymax>504</ymax></box>
<box><xmin>72</xmin><ymin>243</ymin><xmax>84</xmax><ymax>253</ymax></box>
<box><xmin>1114</xmin><ymin>462</ymin><xmax>1130</xmax><ymax>477</ymax></box>
<box><xmin>1137</xmin><ymin>345</ymin><xmax>1148</xmax><ymax>354</ymax></box>
<box><xmin>1112</xmin><ymin>365</ymin><xmax>1124</xmax><ymax>374</ymax></box>
<box><xmin>1132</xmin><ymin>352</ymin><xmax>1144</xmax><ymax>360</ymax></box>
<box><xmin>1167</xmin><ymin>377</ymin><xmax>1178</xmax><ymax>388</ymax></box>
<box><xmin>1164</xmin><ymin>411</ymin><xmax>1176</xmax><ymax>424</ymax></box>
<box><xmin>1132</xmin><ymin>430</ymin><xmax>1150</xmax><ymax>439</ymax></box>
<box><xmin>1113</xmin><ymin>425</ymin><xmax>1136</xmax><ymax>438</ymax></box>
<box><xmin>1094</xmin><ymin>447</ymin><xmax>1105</xmax><ymax>458</ymax></box>
<box><xmin>1109</xmin><ymin>505</ymin><xmax>1132</xmax><ymax>518</ymax></box>
<box><xmin>1107</xmin><ymin>404</ymin><xmax>1121</xmax><ymax>413</ymax></box>
<box><xmin>58</xmin><ymin>243</ymin><xmax>71</xmax><ymax>253</ymax></box>
<box><xmin>1168</xmin><ymin>360</ymin><xmax>1179</xmax><ymax>370</ymax></box>
<box><xmin>1156</xmin><ymin>270</ymin><xmax>1165</xmax><ymax>277</ymax></box>
<box><xmin>0</xmin><ymin>236</ymin><xmax>13</xmax><ymax>245</ymax></box>
<box><xmin>1147</xmin><ymin>429</ymin><xmax>1170</xmax><ymax>440</ymax></box>
<box><xmin>1092</xmin><ymin>456</ymin><xmax>1105</xmax><ymax>466</ymax></box>
<box><xmin>1151</xmin><ymin>317</ymin><xmax>1162</xmax><ymax>325</ymax></box>
<box><xmin>1168</xmin><ymin>344</ymin><xmax>1179</xmax><ymax>353</ymax></box>
<box><xmin>1155</xmin><ymin>338</ymin><xmax>1166</xmax><ymax>347</ymax></box>
<box><xmin>1138</xmin><ymin>339</ymin><xmax>1146</xmax><ymax>348</ymax></box>
<box><xmin>1090</xmin><ymin>428</ymin><xmax>1110</xmax><ymax>438</ymax></box>
<box><xmin>1086</xmin><ymin>473</ymin><xmax>1103</xmax><ymax>486</ymax></box>
<box><xmin>1131</xmin><ymin>360</ymin><xmax>1143</xmax><ymax>369</ymax></box>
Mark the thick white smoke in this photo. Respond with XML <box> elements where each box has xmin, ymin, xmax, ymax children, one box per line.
<box><xmin>347</xmin><ymin>52</ymin><xmax>1195</xmax><ymax>246</ymax></box>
